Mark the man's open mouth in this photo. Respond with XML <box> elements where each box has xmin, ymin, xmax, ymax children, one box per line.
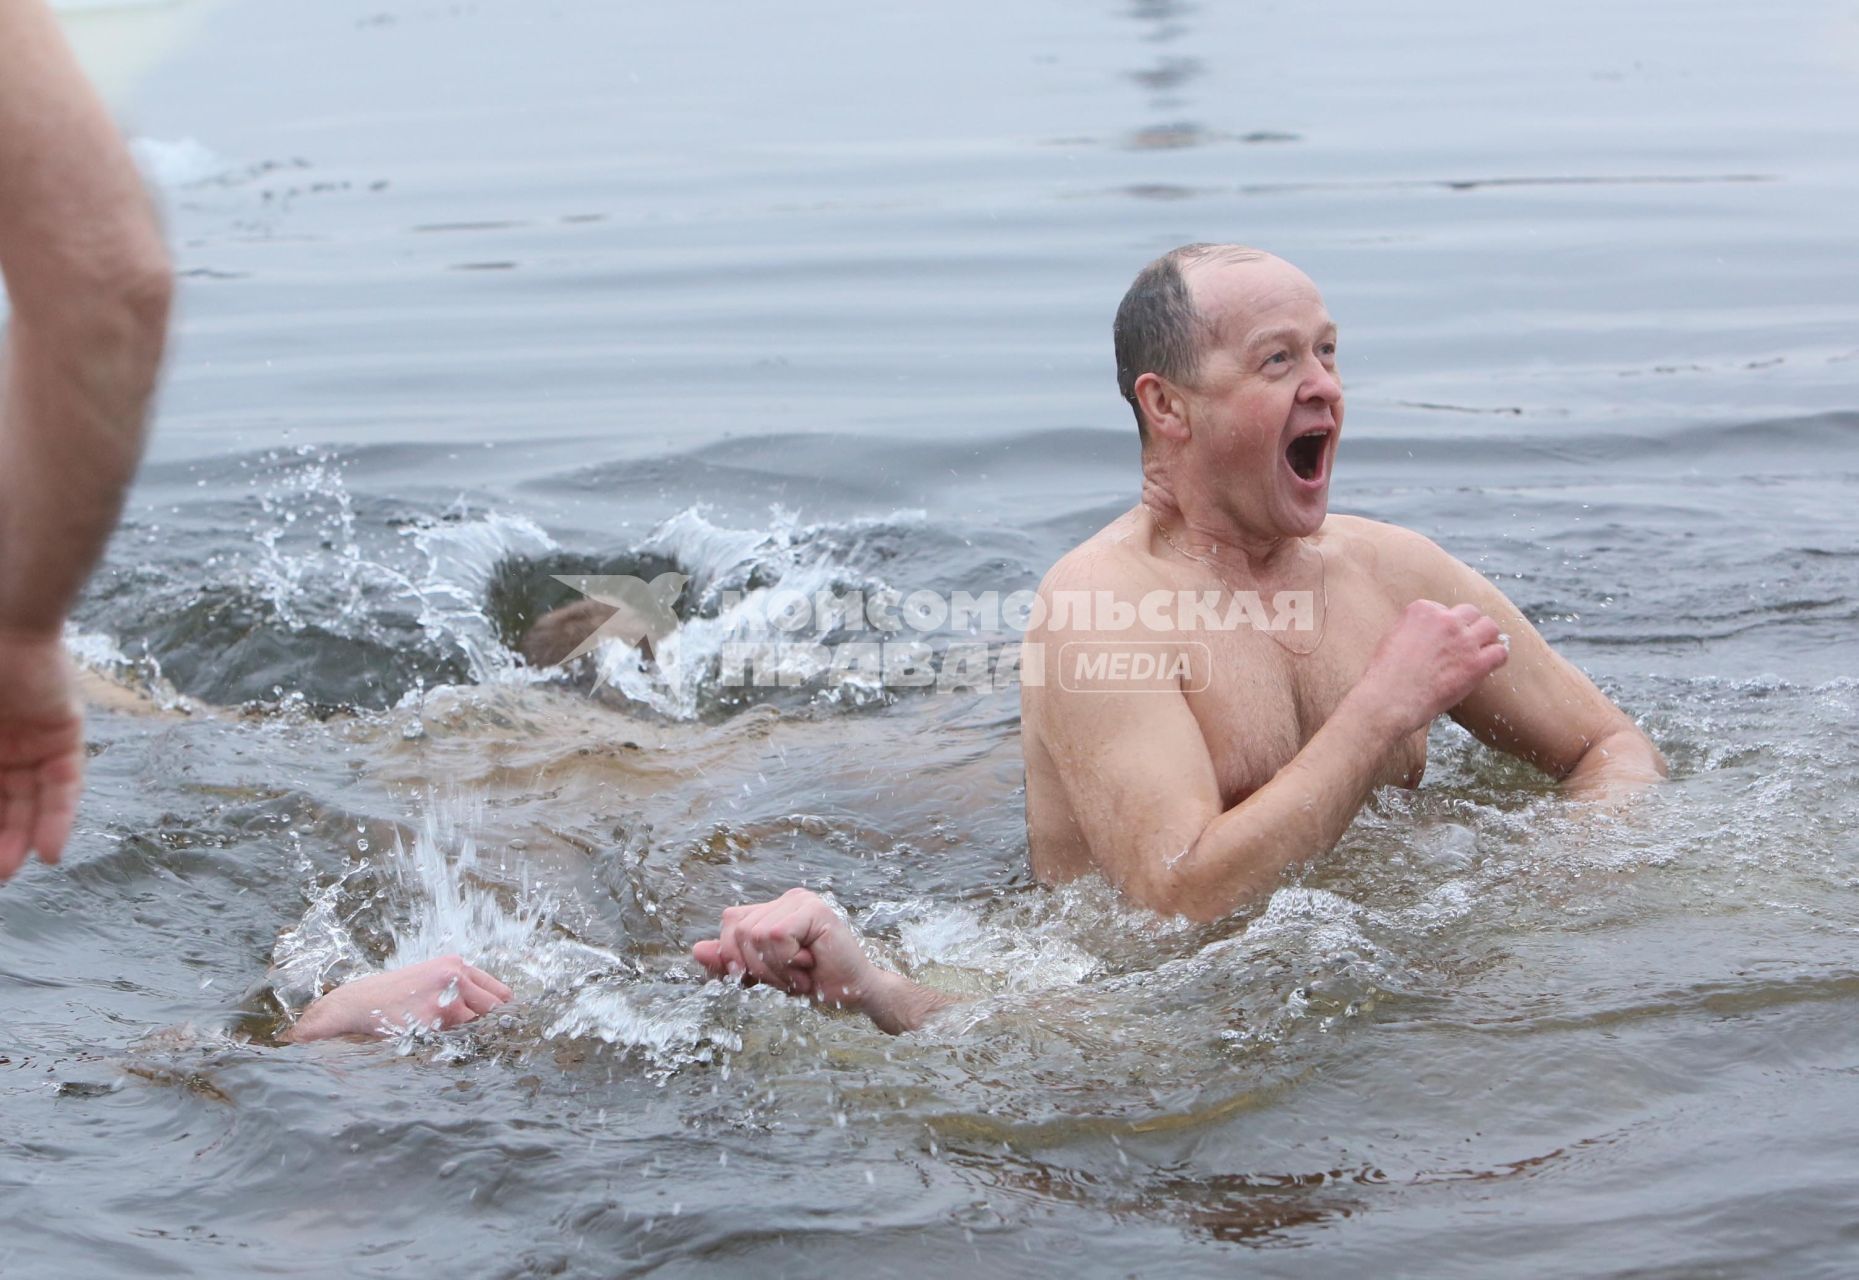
<box><xmin>1286</xmin><ymin>428</ymin><xmax>1331</xmax><ymax>482</ymax></box>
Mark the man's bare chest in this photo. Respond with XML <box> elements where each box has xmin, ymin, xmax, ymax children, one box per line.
<box><xmin>1182</xmin><ymin>601</ymin><xmax>1427</xmax><ymax>803</ymax></box>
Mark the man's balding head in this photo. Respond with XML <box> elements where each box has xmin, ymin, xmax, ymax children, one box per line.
<box><xmin>1113</xmin><ymin>243</ymin><xmax>1267</xmax><ymax>440</ymax></box>
<box><xmin>1114</xmin><ymin>243</ymin><xmax>1269</xmax><ymax>437</ymax></box>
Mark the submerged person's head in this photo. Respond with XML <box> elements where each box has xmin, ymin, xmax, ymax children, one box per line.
<box><xmin>1115</xmin><ymin>244</ymin><xmax>1343</xmax><ymax>540</ymax></box>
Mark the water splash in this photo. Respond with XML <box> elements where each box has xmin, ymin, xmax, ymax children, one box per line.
<box><xmin>232</xmin><ymin>449</ymin><xmax>556</xmax><ymax>700</ymax></box>
<box><xmin>272</xmin><ymin>794</ymin><xmax>622</xmax><ymax>1025</ymax></box>
<box><xmin>267</xmin><ymin>793</ymin><xmax>768</xmax><ymax>1074</ymax></box>
<box><xmin>889</xmin><ymin>901</ymin><xmax>1102</xmax><ymax>993</ymax></box>
<box><xmin>543</xmin><ymin>982</ymin><xmax>744</xmax><ymax>1082</ymax></box>
<box><xmin>62</xmin><ymin>626</ymin><xmax>191</xmax><ymax>711</ymax></box>
<box><xmin>269</xmin><ymin>863</ymin><xmax>373</xmax><ymax>1013</ymax></box>
<box><xmin>594</xmin><ymin>505</ymin><xmax>922</xmax><ymax>718</ymax></box>
<box><xmin>378</xmin><ymin>797</ymin><xmax>618</xmax><ymax>995</ymax></box>
<box><xmin>398</xmin><ymin>507</ymin><xmax>557</xmax><ymax>687</ymax></box>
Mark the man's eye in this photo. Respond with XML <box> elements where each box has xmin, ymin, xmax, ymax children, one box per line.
<box><xmin>1319</xmin><ymin>343</ymin><xmax>1337</xmax><ymax>358</ymax></box>
<box><xmin>1265</xmin><ymin>351</ymin><xmax>1289</xmax><ymax>366</ymax></box>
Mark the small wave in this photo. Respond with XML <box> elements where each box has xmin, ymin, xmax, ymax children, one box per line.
<box><xmin>63</xmin><ymin>626</ymin><xmax>137</xmax><ymax>673</ymax></box>
<box><xmin>250</xmin><ymin>452</ymin><xmax>556</xmax><ymax>678</ymax></box>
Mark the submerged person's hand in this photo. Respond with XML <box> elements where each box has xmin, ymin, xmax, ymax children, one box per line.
<box><xmin>694</xmin><ymin>887</ymin><xmax>870</xmax><ymax>1004</ymax></box>
<box><xmin>284</xmin><ymin>956</ymin><xmax>513</xmax><ymax>1043</ymax></box>
<box><xmin>693</xmin><ymin>888</ymin><xmax>958</xmax><ymax>1034</ymax></box>
<box><xmin>0</xmin><ymin>632</ymin><xmax>83</xmax><ymax>884</ymax></box>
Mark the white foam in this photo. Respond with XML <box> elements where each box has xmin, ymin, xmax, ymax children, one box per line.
<box><xmin>63</xmin><ymin>626</ymin><xmax>135</xmax><ymax>672</ymax></box>
<box><xmin>894</xmin><ymin>902</ymin><xmax>1100</xmax><ymax>992</ymax></box>
<box><xmin>544</xmin><ymin>984</ymin><xmax>743</xmax><ymax>1080</ymax></box>
<box><xmin>130</xmin><ymin>136</ymin><xmax>226</xmax><ymax>188</ymax></box>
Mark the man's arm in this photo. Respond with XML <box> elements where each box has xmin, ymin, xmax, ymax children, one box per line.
<box><xmin>692</xmin><ymin>888</ymin><xmax>960</xmax><ymax>1035</ymax></box>
<box><xmin>0</xmin><ymin>0</ymin><xmax>173</xmax><ymax>632</ymax></box>
<box><xmin>0</xmin><ymin>0</ymin><xmax>173</xmax><ymax>881</ymax></box>
<box><xmin>1025</xmin><ymin>563</ymin><xmax>1507</xmax><ymax>922</ymax></box>
<box><xmin>1384</xmin><ymin>527</ymin><xmax>1668</xmax><ymax>799</ymax></box>
<box><xmin>282</xmin><ymin>956</ymin><xmax>513</xmax><ymax>1043</ymax></box>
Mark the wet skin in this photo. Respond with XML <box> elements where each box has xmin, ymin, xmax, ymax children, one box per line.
<box><xmin>1019</xmin><ymin>253</ymin><xmax>1666</xmax><ymax>921</ymax></box>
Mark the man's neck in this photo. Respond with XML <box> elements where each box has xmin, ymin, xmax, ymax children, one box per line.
<box><xmin>1139</xmin><ymin>473</ymin><xmax>1305</xmax><ymax>584</ymax></box>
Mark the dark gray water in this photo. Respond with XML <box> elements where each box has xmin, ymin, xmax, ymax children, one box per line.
<box><xmin>4</xmin><ymin>0</ymin><xmax>1858</xmax><ymax>1275</ymax></box>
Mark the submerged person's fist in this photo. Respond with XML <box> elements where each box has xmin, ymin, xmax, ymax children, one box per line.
<box><xmin>693</xmin><ymin>888</ymin><xmax>958</xmax><ymax>1034</ymax></box>
<box><xmin>1364</xmin><ymin>599</ymin><xmax>1510</xmax><ymax>735</ymax></box>
<box><xmin>284</xmin><ymin>955</ymin><xmax>513</xmax><ymax>1043</ymax></box>
<box><xmin>693</xmin><ymin>888</ymin><xmax>873</xmax><ymax>1006</ymax></box>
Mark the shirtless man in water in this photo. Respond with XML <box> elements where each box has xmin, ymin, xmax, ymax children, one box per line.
<box><xmin>136</xmin><ymin>246</ymin><xmax>1672</xmax><ymax>1045</ymax></box>
<box><xmin>689</xmin><ymin>244</ymin><xmax>1668</xmax><ymax>1034</ymax></box>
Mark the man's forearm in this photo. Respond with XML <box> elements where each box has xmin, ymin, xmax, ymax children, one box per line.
<box><xmin>1139</xmin><ymin>686</ymin><xmax>1408</xmax><ymax>921</ymax></box>
<box><xmin>0</xmin><ymin>0</ymin><xmax>173</xmax><ymax>636</ymax></box>
<box><xmin>0</xmin><ymin>300</ymin><xmax>168</xmax><ymax>635</ymax></box>
<box><xmin>856</xmin><ymin>967</ymin><xmax>963</xmax><ymax>1035</ymax></box>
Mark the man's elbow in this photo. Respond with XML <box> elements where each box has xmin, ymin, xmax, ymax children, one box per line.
<box><xmin>1594</xmin><ymin>720</ymin><xmax>1666</xmax><ymax>770</ymax></box>
<box><xmin>85</xmin><ymin>232</ymin><xmax>174</xmax><ymax>364</ymax></box>
<box><xmin>119</xmin><ymin>237</ymin><xmax>175</xmax><ymax>341</ymax></box>
<box><xmin>16</xmin><ymin>209</ymin><xmax>174</xmax><ymax>359</ymax></box>
<box><xmin>1120</xmin><ymin>862</ymin><xmax>1257</xmax><ymax>925</ymax></box>
<box><xmin>1563</xmin><ymin>722</ymin><xmax>1669</xmax><ymax>793</ymax></box>
<box><xmin>34</xmin><ymin>238</ymin><xmax>175</xmax><ymax>416</ymax></box>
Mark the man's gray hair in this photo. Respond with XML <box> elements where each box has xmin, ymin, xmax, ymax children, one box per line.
<box><xmin>1113</xmin><ymin>243</ymin><xmax>1263</xmax><ymax>440</ymax></box>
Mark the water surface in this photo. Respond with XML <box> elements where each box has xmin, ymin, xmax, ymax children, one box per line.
<box><xmin>3</xmin><ymin>0</ymin><xmax>1857</xmax><ymax>1275</ymax></box>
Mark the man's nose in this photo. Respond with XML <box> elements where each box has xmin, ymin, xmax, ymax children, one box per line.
<box><xmin>1299</xmin><ymin>359</ymin><xmax>1343</xmax><ymax>404</ymax></box>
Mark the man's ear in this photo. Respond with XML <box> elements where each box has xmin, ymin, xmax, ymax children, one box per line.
<box><xmin>1134</xmin><ymin>372</ymin><xmax>1190</xmax><ymax>443</ymax></box>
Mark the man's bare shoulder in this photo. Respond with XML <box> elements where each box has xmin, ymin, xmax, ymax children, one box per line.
<box><xmin>1023</xmin><ymin>509</ymin><xmax>1174</xmax><ymax>722</ymax></box>
<box><xmin>1319</xmin><ymin>514</ymin><xmax>1472</xmax><ymax>601</ymax></box>
<box><xmin>1034</xmin><ymin>507</ymin><xmax>1160</xmax><ymax>604</ymax></box>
